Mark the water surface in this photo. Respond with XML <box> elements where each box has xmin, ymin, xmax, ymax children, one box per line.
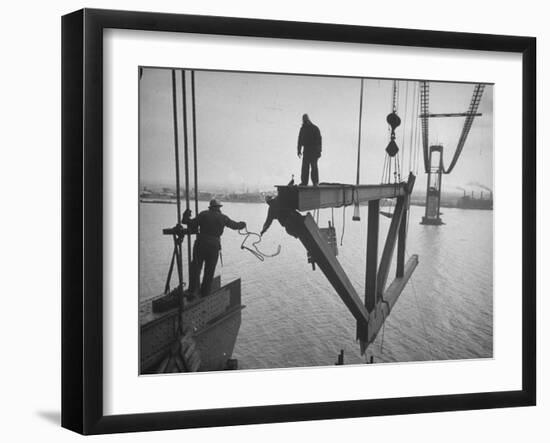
<box><xmin>140</xmin><ymin>201</ymin><xmax>493</xmax><ymax>369</ymax></box>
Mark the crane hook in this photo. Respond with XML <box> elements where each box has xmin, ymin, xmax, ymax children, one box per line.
<box><xmin>385</xmin><ymin>111</ymin><xmax>401</xmax><ymax>157</ymax></box>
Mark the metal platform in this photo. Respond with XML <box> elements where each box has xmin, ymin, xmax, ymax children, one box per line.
<box><xmin>140</xmin><ymin>277</ymin><xmax>244</xmax><ymax>373</ymax></box>
<box><xmin>276</xmin><ymin>182</ymin><xmax>407</xmax><ymax>211</ymax></box>
<box><xmin>277</xmin><ymin>173</ymin><xmax>419</xmax><ymax>353</ymax></box>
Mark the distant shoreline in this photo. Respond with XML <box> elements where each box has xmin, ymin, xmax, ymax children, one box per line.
<box><xmin>139</xmin><ymin>198</ymin><xmax>264</xmax><ymax>205</ymax></box>
<box><xmin>139</xmin><ymin>198</ymin><xmax>492</xmax><ymax>211</ymax></box>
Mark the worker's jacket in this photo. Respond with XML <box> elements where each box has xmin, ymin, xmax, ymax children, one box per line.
<box><xmin>261</xmin><ymin>197</ymin><xmax>302</xmax><ymax>238</ymax></box>
<box><xmin>297</xmin><ymin>122</ymin><xmax>322</xmax><ymax>157</ymax></box>
<box><xmin>183</xmin><ymin>209</ymin><xmax>245</xmax><ymax>249</ymax></box>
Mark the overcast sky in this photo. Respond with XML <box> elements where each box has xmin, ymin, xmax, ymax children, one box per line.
<box><xmin>139</xmin><ymin>68</ymin><xmax>493</xmax><ymax>194</ymax></box>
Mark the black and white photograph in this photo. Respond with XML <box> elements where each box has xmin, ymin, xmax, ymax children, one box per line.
<box><xmin>138</xmin><ymin>68</ymin><xmax>494</xmax><ymax>374</ymax></box>
<box><xmin>0</xmin><ymin>0</ymin><xmax>545</xmax><ymax>439</ymax></box>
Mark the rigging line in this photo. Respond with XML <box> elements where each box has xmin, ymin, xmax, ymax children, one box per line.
<box><xmin>381</xmin><ymin>154</ymin><xmax>387</xmax><ymax>184</ymax></box>
<box><xmin>191</xmin><ymin>70</ymin><xmax>199</xmax><ymax>217</ymax></box>
<box><xmin>395</xmin><ymin>154</ymin><xmax>401</xmax><ymax>183</ymax></box>
<box><xmin>389</xmin><ymin>80</ymin><xmax>393</xmax><ymax>112</ymax></box>
<box><xmin>384</xmin><ymin>153</ymin><xmax>392</xmax><ymax>184</ymax></box>
<box><xmin>410</xmin><ymin>82</ymin><xmax>418</xmax><ymax>174</ymax></box>
<box><xmin>401</xmin><ymin>81</ymin><xmax>409</xmax><ymax>173</ymax></box>
<box><xmin>414</xmin><ymin>86</ymin><xmax>422</xmax><ymax>175</ymax></box>
<box><xmin>170</xmin><ymin>70</ymin><xmax>184</xmax><ymax>297</ymax></box>
<box><xmin>391</xmin><ymin>80</ymin><xmax>399</xmax><ymax>112</ymax></box>
<box><xmin>340</xmin><ymin>205</ymin><xmax>346</xmax><ymax>246</ymax></box>
<box><xmin>410</xmin><ymin>87</ymin><xmax>415</xmax><ymax>173</ymax></box>
<box><xmin>407</xmin><ymin>82</ymin><xmax>417</xmax><ymax>173</ymax></box>
<box><xmin>410</xmin><ymin>83</ymin><xmax>415</xmax><ymax>172</ymax></box>
<box><xmin>171</xmin><ymin>70</ymin><xmax>182</xmax><ymax>224</ymax></box>
<box><xmin>413</xmin><ymin>82</ymin><xmax>421</xmax><ymax>175</ymax></box>
<box><xmin>181</xmin><ymin>70</ymin><xmax>192</xmax><ymax>278</ymax></box>
<box><xmin>239</xmin><ymin>228</ymin><xmax>281</xmax><ymax>261</ymax></box>
<box><xmin>163</xmin><ymin>246</ymin><xmax>177</xmax><ymax>294</ymax></box>
<box><xmin>356</xmin><ymin>78</ymin><xmax>365</xmax><ymax>187</ymax></box>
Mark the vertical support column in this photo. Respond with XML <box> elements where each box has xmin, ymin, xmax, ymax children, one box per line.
<box><xmin>397</xmin><ymin>195</ymin><xmax>408</xmax><ymax>278</ymax></box>
<box><xmin>365</xmin><ymin>200</ymin><xmax>380</xmax><ymax>313</ymax></box>
<box><xmin>436</xmin><ymin>155</ymin><xmax>443</xmax><ymax>220</ymax></box>
<box><xmin>377</xmin><ymin>197</ymin><xmax>405</xmax><ymax>294</ymax></box>
<box><xmin>424</xmin><ymin>149</ymin><xmax>432</xmax><ymax>219</ymax></box>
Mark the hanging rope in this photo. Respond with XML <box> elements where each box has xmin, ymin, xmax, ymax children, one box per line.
<box><xmin>382</xmin><ymin>80</ymin><xmax>402</xmax><ymax>185</ymax></box>
<box><xmin>395</xmin><ymin>153</ymin><xmax>402</xmax><ymax>183</ymax></box>
<box><xmin>380</xmin><ymin>80</ymin><xmax>406</xmax><ymax>219</ymax></box>
<box><xmin>413</xmin><ymin>84</ymin><xmax>422</xmax><ymax>176</ymax></box>
<box><xmin>380</xmin><ymin>154</ymin><xmax>388</xmax><ymax>184</ymax></box>
<box><xmin>180</xmin><ymin>70</ymin><xmax>192</xmax><ymax>279</ymax></box>
<box><xmin>191</xmin><ymin>70</ymin><xmax>199</xmax><ymax>217</ymax></box>
<box><xmin>401</xmin><ymin>81</ymin><xmax>409</xmax><ymax>173</ymax></box>
<box><xmin>239</xmin><ymin>228</ymin><xmax>281</xmax><ymax>262</ymax></box>
<box><xmin>409</xmin><ymin>82</ymin><xmax>418</xmax><ymax>172</ymax></box>
<box><xmin>171</xmin><ymin>71</ymin><xmax>182</xmax><ymax>226</ymax></box>
<box><xmin>170</xmin><ymin>70</ymin><xmax>184</xmax><ymax>292</ymax></box>
<box><xmin>170</xmin><ymin>69</ymin><xmax>185</xmax><ymax>333</ymax></box>
<box><xmin>355</xmin><ymin>78</ymin><xmax>364</xmax><ymax>186</ymax></box>
<box><xmin>340</xmin><ymin>205</ymin><xmax>347</xmax><ymax>246</ymax></box>
<box><xmin>353</xmin><ymin>79</ymin><xmax>365</xmax><ymax>221</ymax></box>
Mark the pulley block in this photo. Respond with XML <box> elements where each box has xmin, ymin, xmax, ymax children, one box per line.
<box><xmin>385</xmin><ymin>139</ymin><xmax>399</xmax><ymax>157</ymax></box>
<box><xmin>386</xmin><ymin>111</ymin><xmax>401</xmax><ymax>131</ymax></box>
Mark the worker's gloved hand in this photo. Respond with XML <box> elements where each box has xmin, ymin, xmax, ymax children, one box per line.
<box><xmin>297</xmin><ymin>152</ymin><xmax>302</xmax><ymax>158</ymax></box>
<box><xmin>239</xmin><ymin>221</ymin><xmax>246</xmax><ymax>230</ymax></box>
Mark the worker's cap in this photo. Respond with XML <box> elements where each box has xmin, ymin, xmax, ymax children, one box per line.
<box><xmin>209</xmin><ymin>198</ymin><xmax>223</xmax><ymax>208</ymax></box>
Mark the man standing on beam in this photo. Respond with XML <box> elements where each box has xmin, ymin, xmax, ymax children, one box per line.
<box><xmin>297</xmin><ymin>114</ymin><xmax>322</xmax><ymax>186</ymax></box>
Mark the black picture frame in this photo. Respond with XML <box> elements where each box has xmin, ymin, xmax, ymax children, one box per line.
<box><xmin>61</xmin><ymin>8</ymin><xmax>536</xmax><ymax>435</ymax></box>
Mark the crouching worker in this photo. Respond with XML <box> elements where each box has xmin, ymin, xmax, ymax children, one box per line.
<box><xmin>182</xmin><ymin>199</ymin><xmax>246</xmax><ymax>299</ymax></box>
<box><xmin>260</xmin><ymin>195</ymin><xmax>303</xmax><ymax>238</ymax></box>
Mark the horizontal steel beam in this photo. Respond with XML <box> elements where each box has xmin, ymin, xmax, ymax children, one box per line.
<box><xmin>277</xmin><ymin>183</ymin><xmax>407</xmax><ymax>211</ymax></box>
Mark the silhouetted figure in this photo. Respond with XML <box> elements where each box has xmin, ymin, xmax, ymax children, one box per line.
<box><xmin>297</xmin><ymin>114</ymin><xmax>322</xmax><ymax>186</ymax></box>
<box><xmin>261</xmin><ymin>196</ymin><xmax>302</xmax><ymax>238</ymax></box>
<box><xmin>182</xmin><ymin>199</ymin><xmax>246</xmax><ymax>298</ymax></box>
